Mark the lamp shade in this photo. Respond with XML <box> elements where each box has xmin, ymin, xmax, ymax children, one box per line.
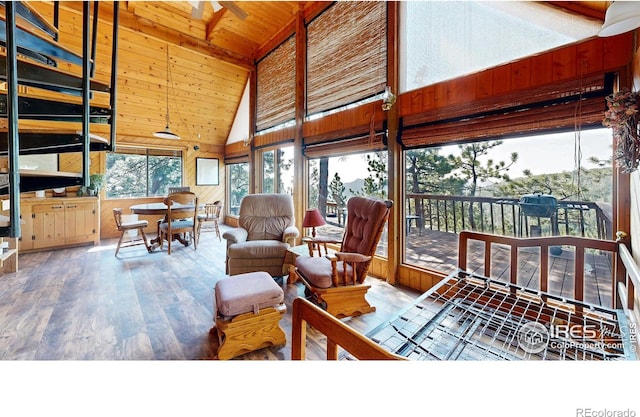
<box><xmin>302</xmin><ymin>208</ymin><xmax>326</xmax><ymax>228</ymax></box>
<box><xmin>598</xmin><ymin>1</ymin><xmax>640</xmax><ymax>37</ymax></box>
<box><xmin>153</xmin><ymin>125</ymin><xmax>181</xmax><ymax>140</ymax></box>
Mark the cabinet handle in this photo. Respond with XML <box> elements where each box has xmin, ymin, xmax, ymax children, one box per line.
<box><xmin>51</xmin><ymin>205</ymin><xmax>63</xmax><ymax>209</ymax></box>
<box><xmin>66</xmin><ymin>205</ymin><xmax>76</xmax><ymax>208</ymax></box>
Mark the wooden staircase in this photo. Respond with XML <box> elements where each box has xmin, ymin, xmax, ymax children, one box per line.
<box><xmin>0</xmin><ymin>1</ymin><xmax>119</xmax><ymax>238</ymax></box>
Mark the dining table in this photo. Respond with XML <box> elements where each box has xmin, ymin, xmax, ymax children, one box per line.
<box><xmin>129</xmin><ymin>202</ymin><xmax>200</xmax><ymax>251</ymax></box>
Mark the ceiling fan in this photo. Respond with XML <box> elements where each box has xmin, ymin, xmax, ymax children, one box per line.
<box><xmin>188</xmin><ymin>1</ymin><xmax>248</xmax><ymax>20</ymax></box>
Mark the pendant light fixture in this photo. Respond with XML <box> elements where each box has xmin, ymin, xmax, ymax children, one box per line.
<box><xmin>154</xmin><ymin>45</ymin><xmax>181</xmax><ymax>140</ymax></box>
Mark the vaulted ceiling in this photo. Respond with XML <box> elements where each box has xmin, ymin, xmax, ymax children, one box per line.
<box><xmin>117</xmin><ymin>1</ymin><xmax>608</xmax><ymax>65</ymax></box>
<box><xmin>57</xmin><ymin>1</ymin><xmax>611</xmax><ymax>150</ymax></box>
<box><xmin>118</xmin><ymin>1</ymin><xmax>323</xmax><ymax>67</ymax></box>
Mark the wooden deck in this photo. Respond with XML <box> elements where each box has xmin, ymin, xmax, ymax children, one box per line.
<box><xmin>406</xmin><ymin>229</ymin><xmax>615</xmax><ymax>308</ymax></box>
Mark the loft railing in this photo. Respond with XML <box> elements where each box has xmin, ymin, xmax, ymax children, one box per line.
<box><xmin>406</xmin><ymin>193</ymin><xmax>613</xmax><ymax>240</ymax></box>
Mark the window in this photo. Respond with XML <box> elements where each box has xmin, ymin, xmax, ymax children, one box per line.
<box><xmin>106</xmin><ymin>148</ymin><xmax>182</xmax><ymax>198</ymax></box>
<box><xmin>403</xmin><ymin>129</ymin><xmax>613</xmax><ymax>275</ymax></box>
<box><xmin>400</xmin><ymin>1</ymin><xmax>600</xmax><ymax>92</ymax></box>
<box><xmin>260</xmin><ymin>146</ymin><xmax>294</xmax><ymax>195</ymax></box>
<box><xmin>307</xmin><ymin>151</ymin><xmax>388</xmax><ymax>257</ymax></box>
<box><xmin>227</xmin><ymin>161</ymin><xmax>249</xmax><ymax>216</ymax></box>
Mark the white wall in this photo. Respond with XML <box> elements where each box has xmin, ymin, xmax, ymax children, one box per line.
<box><xmin>226</xmin><ymin>79</ymin><xmax>250</xmax><ymax>145</ymax></box>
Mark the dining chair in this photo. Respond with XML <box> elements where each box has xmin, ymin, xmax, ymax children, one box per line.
<box><xmin>197</xmin><ymin>200</ymin><xmax>224</xmax><ymax>241</ymax></box>
<box><xmin>158</xmin><ymin>191</ymin><xmax>199</xmax><ymax>255</ymax></box>
<box><xmin>113</xmin><ymin>208</ymin><xmax>152</xmax><ymax>257</ymax></box>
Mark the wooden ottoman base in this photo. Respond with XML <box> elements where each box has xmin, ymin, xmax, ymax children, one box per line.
<box><xmin>213</xmin><ymin>304</ymin><xmax>286</xmax><ymax>360</ymax></box>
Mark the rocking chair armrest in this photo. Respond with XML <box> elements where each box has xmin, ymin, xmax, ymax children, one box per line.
<box><xmin>334</xmin><ymin>252</ymin><xmax>371</xmax><ymax>263</ymax></box>
<box><xmin>325</xmin><ymin>252</ymin><xmax>371</xmax><ymax>287</ymax></box>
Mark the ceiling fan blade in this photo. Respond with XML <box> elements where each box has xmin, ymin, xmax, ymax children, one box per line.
<box><xmin>219</xmin><ymin>1</ymin><xmax>248</xmax><ymax>20</ymax></box>
<box><xmin>189</xmin><ymin>1</ymin><xmax>205</xmax><ymax>19</ymax></box>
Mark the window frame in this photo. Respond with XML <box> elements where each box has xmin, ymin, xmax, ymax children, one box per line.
<box><xmin>105</xmin><ymin>147</ymin><xmax>183</xmax><ymax>199</ymax></box>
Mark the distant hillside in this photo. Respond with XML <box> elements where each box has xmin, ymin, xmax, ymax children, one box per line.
<box><xmin>344</xmin><ymin>178</ymin><xmax>364</xmax><ymax>197</ymax></box>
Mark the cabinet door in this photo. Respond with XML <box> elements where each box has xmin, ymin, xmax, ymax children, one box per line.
<box><xmin>64</xmin><ymin>201</ymin><xmax>97</xmax><ymax>245</ymax></box>
<box><xmin>19</xmin><ymin>204</ymin><xmax>34</xmax><ymax>251</ymax></box>
<box><xmin>32</xmin><ymin>204</ymin><xmax>66</xmax><ymax>249</ymax></box>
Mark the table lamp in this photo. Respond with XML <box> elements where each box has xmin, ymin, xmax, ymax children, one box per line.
<box><xmin>302</xmin><ymin>208</ymin><xmax>326</xmax><ymax>238</ymax></box>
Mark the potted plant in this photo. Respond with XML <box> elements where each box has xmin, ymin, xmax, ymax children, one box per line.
<box><xmin>603</xmin><ymin>88</ymin><xmax>640</xmax><ymax>173</ymax></box>
<box><xmin>88</xmin><ymin>174</ymin><xmax>105</xmax><ymax>196</ymax></box>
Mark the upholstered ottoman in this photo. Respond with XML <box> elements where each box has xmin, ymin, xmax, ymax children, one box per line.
<box><xmin>211</xmin><ymin>271</ymin><xmax>286</xmax><ymax>360</ymax></box>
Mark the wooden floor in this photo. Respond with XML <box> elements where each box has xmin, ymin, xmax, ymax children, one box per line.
<box><xmin>0</xmin><ymin>223</ymin><xmax>617</xmax><ymax>360</ymax></box>
<box><xmin>0</xmin><ymin>224</ymin><xmax>420</xmax><ymax>360</ymax></box>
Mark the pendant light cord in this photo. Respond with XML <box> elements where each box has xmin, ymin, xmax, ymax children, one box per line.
<box><xmin>165</xmin><ymin>45</ymin><xmax>170</xmax><ymax>127</ymax></box>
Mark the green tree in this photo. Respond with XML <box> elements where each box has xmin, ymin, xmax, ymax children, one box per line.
<box><xmin>229</xmin><ymin>162</ymin><xmax>249</xmax><ymax>211</ymax></box>
<box><xmin>405</xmin><ymin>148</ymin><xmax>464</xmax><ymax>195</ymax></box>
<box><xmin>453</xmin><ymin>141</ymin><xmax>518</xmax><ymax>229</ymax></box>
<box><xmin>308</xmin><ymin>161</ymin><xmax>319</xmax><ymax>209</ymax></box>
<box><xmin>262</xmin><ymin>150</ymin><xmax>275</xmax><ymax>193</ymax></box>
<box><xmin>329</xmin><ymin>172</ymin><xmax>346</xmax><ymax>208</ymax></box>
<box><xmin>329</xmin><ymin>172</ymin><xmax>347</xmax><ymax>226</ymax></box>
<box><xmin>351</xmin><ymin>151</ymin><xmax>388</xmax><ymax>199</ymax></box>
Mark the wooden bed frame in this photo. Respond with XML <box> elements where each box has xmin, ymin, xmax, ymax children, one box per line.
<box><xmin>291</xmin><ymin>231</ymin><xmax>640</xmax><ymax>360</ymax></box>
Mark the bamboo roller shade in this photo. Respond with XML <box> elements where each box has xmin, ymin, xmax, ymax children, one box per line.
<box><xmin>256</xmin><ymin>36</ymin><xmax>296</xmax><ymax>132</ymax></box>
<box><xmin>400</xmin><ymin>73</ymin><xmax>612</xmax><ymax>148</ymax></box>
<box><xmin>306</xmin><ymin>1</ymin><xmax>387</xmax><ymax>117</ymax></box>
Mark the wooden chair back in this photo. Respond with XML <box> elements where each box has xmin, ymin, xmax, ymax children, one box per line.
<box><xmin>164</xmin><ymin>191</ymin><xmax>198</xmax><ymax>223</ymax></box>
<box><xmin>113</xmin><ymin>208</ymin><xmax>124</xmax><ymax>229</ymax></box>
<box><xmin>112</xmin><ymin>208</ymin><xmax>151</xmax><ymax>256</ymax></box>
<box><xmin>339</xmin><ymin>197</ymin><xmax>393</xmax><ymax>284</ymax></box>
<box><xmin>168</xmin><ymin>186</ymin><xmax>190</xmax><ymax>194</ymax></box>
<box><xmin>203</xmin><ymin>200</ymin><xmax>223</xmax><ymax>220</ymax></box>
<box><xmin>160</xmin><ymin>192</ymin><xmax>199</xmax><ymax>254</ymax></box>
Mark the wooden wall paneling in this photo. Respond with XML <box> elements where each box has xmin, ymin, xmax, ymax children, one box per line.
<box><xmin>434</xmin><ymin>82</ymin><xmax>448</xmax><ymax>109</ymax></box>
<box><xmin>553</xmin><ymin>45</ymin><xmax>577</xmax><ymax>81</ymax></box>
<box><xmin>397</xmin><ymin>265</ymin><xmax>442</xmax><ymax>294</ymax></box>
<box><xmin>511</xmin><ymin>58</ymin><xmax>532</xmax><ymax>91</ymax></box>
<box><xmin>578</xmin><ymin>38</ymin><xmax>604</xmax><ymax>75</ymax></box>
<box><xmin>301</xmin><ymin>101</ymin><xmax>387</xmax><ymax>144</ymax></box>
<box><xmin>224</xmin><ymin>141</ymin><xmax>249</xmax><ymax>160</ymax></box>
<box><xmin>530</xmin><ymin>52</ymin><xmax>554</xmax><ymax>87</ymax></box>
<box><xmin>604</xmin><ymin>33</ymin><xmax>635</xmax><ymax>70</ymax></box>
<box><xmin>491</xmin><ymin>65</ymin><xmax>513</xmax><ymax>96</ymax></box>
<box><xmin>421</xmin><ymin>85</ymin><xmax>436</xmax><ymax>112</ymax></box>
<box><xmin>408</xmin><ymin>89</ymin><xmax>422</xmax><ymax>114</ymax></box>
<box><xmin>476</xmin><ymin>69</ymin><xmax>494</xmax><ymax>99</ymax></box>
<box><xmin>447</xmin><ymin>74</ymin><xmax>476</xmax><ymax>106</ymax></box>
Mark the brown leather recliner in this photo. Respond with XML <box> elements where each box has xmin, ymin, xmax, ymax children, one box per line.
<box><xmin>223</xmin><ymin>193</ymin><xmax>299</xmax><ymax>278</ymax></box>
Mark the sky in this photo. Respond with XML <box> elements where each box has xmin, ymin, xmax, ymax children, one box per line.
<box><xmin>327</xmin><ymin>127</ymin><xmax>613</xmax><ymax>184</ymax></box>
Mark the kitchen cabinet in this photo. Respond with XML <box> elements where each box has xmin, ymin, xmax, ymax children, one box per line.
<box><xmin>20</xmin><ymin>197</ymin><xmax>99</xmax><ymax>252</ymax></box>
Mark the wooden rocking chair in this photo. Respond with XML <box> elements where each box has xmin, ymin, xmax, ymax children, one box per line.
<box><xmin>295</xmin><ymin>196</ymin><xmax>392</xmax><ymax>318</ymax></box>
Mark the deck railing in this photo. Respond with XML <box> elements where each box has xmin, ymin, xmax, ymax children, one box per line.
<box><xmin>406</xmin><ymin>194</ymin><xmax>613</xmax><ymax>240</ymax></box>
